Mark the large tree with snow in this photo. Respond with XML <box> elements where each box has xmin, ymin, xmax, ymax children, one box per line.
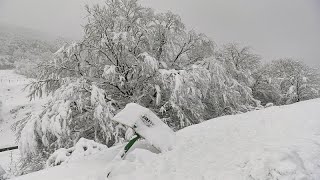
<box><xmin>18</xmin><ymin>0</ymin><xmax>216</xmax><ymax>165</ymax></box>
<box><xmin>16</xmin><ymin>0</ymin><xmax>294</xmax><ymax>174</ymax></box>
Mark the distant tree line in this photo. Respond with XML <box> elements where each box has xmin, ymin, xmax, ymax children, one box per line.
<box><xmin>0</xmin><ymin>30</ymin><xmax>69</xmax><ymax>77</ymax></box>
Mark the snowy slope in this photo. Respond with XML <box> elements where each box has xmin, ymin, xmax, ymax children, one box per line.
<box><xmin>14</xmin><ymin>99</ymin><xmax>320</xmax><ymax>180</ymax></box>
<box><xmin>0</xmin><ymin>70</ymin><xmax>46</xmax><ymax>176</ymax></box>
<box><xmin>0</xmin><ymin>71</ymin><xmax>31</xmax><ymax>146</ymax></box>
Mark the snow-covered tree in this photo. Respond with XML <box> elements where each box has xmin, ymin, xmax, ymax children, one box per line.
<box><xmin>251</xmin><ymin>65</ymin><xmax>282</xmax><ymax>106</ymax></box>
<box><xmin>0</xmin><ymin>24</ymin><xmax>57</xmax><ymax>75</ymax></box>
<box><xmin>217</xmin><ymin>43</ymin><xmax>261</xmax><ymax>86</ymax></box>
<box><xmin>264</xmin><ymin>59</ymin><xmax>320</xmax><ymax>104</ymax></box>
<box><xmin>155</xmin><ymin>65</ymin><xmax>212</xmax><ymax>129</ymax></box>
<box><xmin>18</xmin><ymin>0</ymin><xmax>216</xmax><ymax>164</ymax></box>
<box><xmin>17</xmin><ymin>0</ymin><xmax>271</xmax><ymax>174</ymax></box>
<box><xmin>196</xmin><ymin>57</ymin><xmax>261</xmax><ymax>118</ymax></box>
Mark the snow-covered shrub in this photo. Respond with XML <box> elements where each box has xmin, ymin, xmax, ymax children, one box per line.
<box><xmin>265</xmin><ymin>103</ymin><xmax>274</xmax><ymax>108</ymax></box>
<box><xmin>46</xmin><ymin>138</ymin><xmax>107</xmax><ymax>167</ymax></box>
<box><xmin>19</xmin><ymin>79</ymin><xmax>124</xmax><ymax>157</ymax></box>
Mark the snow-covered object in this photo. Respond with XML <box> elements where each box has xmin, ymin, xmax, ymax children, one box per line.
<box><xmin>46</xmin><ymin>138</ymin><xmax>107</xmax><ymax>167</ymax></box>
<box><xmin>265</xmin><ymin>102</ymin><xmax>274</xmax><ymax>107</ymax></box>
<box><xmin>14</xmin><ymin>99</ymin><xmax>320</xmax><ymax>180</ymax></box>
<box><xmin>113</xmin><ymin>103</ymin><xmax>175</xmax><ymax>152</ymax></box>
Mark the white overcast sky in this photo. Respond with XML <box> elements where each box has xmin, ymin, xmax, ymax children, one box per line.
<box><xmin>0</xmin><ymin>0</ymin><xmax>319</xmax><ymax>66</ymax></box>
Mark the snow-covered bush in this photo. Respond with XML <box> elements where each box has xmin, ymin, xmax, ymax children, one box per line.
<box><xmin>46</xmin><ymin>138</ymin><xmax>107</xmax><ymax>167</ymax></box>
<box><xmin>19</xmin><ymin>79</ymin><xmax>124</xmax><ymax>157</ymax></box>
<box><xmin>265</xmin><ymin>103</ymin><xmax>274</xmax><ymax>108</ymax></box>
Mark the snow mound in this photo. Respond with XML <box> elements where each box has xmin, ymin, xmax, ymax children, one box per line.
<box><xmin>243</xmin><ymin>149</ymin><xmax>310</xmax><ymax>179</ymax></box>
<box><xmin>14</xmin><ymin>99</ymin><xmax>320</xmax><ymax>180</ymax></box>
<box><xmin>46</xmin><ymin>138</ymin><xmax>108</xmax><ymax>167</ymax></box>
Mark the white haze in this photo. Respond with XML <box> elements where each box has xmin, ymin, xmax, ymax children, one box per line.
<box><xmin>0</xmin><ymin>0</ymin><xmax>319</xmax><ymax>66</ymax></box>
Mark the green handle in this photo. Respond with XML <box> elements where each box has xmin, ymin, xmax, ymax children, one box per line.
<box><xmin>121</xmin><ymin>134</ymin><xmax>141</xmax><ymax>158</ymax></box>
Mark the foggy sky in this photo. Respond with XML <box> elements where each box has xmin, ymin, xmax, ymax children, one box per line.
<box><xmin>0</xmin><ymin>0</ymin><xmax>319</xmax><ymax>66</ymax></box>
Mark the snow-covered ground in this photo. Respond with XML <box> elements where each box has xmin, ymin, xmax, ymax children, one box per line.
<box><xmin>13</xmin><ymin>98</ymin><xmax>320</xmax><ymax>180</ymax></box>
<box><xmin>0</xmin><ymin>70</ymin><xmax>45</xmax><ymax>177</ymax></box>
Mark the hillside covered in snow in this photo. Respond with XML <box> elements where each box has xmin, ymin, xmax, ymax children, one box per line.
<box><xmin>0</xmin><ymin>70</ymin><xmax>47</xmax><ymax>178</ymax></box>
<box><xmin>14</xmin><ymin>98</ymin><xmax>320</xmax><ymax>180</ymax></box>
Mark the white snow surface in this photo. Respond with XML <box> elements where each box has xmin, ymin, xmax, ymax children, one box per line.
<box><xmin>0</xmin><ymin>70</ymin><xmax>47</xmax><ymax>176</ymax></box>
<box><xmin>46</xmin><ymin>138</ymin><xmax>108</xmax><ymax>167</ymax></box>
<box><xmin>0</xmin><ymin>70</ymin><xmax>32</xmax><ymax>173</ymax></box>
<box><xmin>14</xmin><ymin>99</ymin><xmax>320</xmax><ymax>180</ymax></box>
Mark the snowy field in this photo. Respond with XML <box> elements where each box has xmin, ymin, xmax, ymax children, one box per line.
<box><xmin>13</xmin><ymin>98</ymin><xmax>320</xmax><ymax>180</ymax></box>
<box><xmin>0</xmin><ymin>70</ymin><xmax>30</xmax><ymax>174</ymax></box>
<box><xmin>0</xmin><ymin>70</ymin><xmax>45</xmax><ymax>177</ymax></box>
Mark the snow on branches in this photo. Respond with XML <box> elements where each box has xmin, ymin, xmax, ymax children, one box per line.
<box><xmin>17</xmin><ymin>0</ymin><xmax>320</xmax><ymax>174</ymax></box>
<box><xmin>157</xmin><ymin>65</ymin><xmax>211</xmax><ymax>128</ymax></box>
<box><xmin>19</xmin><ymin>79</ymin><xmax>124</xmax><ymax>159</ymax></box>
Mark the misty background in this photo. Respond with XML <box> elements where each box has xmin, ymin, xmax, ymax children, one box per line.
<box><xmin>0</xmin><ymin>0</ymin><xmax>319</xmax><ymax>66</ymax></box>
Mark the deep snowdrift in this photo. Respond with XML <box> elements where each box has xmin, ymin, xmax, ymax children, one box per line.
<box><xmin>14</xmin><ymin>99</ymin><xmax>320</xmax><ymax>180</ymax></box>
